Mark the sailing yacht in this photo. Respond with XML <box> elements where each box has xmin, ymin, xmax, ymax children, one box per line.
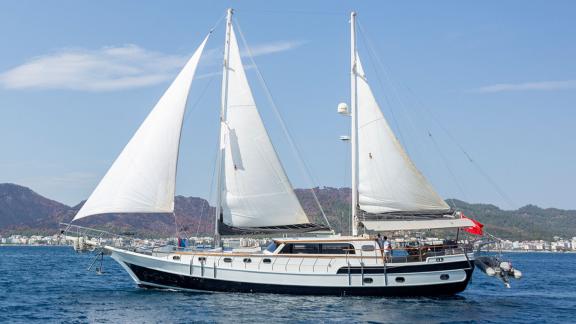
<box><xmin>66</xmin><ymin>9</ymin><xmax>477</xmax><ymax>296</ymax></box>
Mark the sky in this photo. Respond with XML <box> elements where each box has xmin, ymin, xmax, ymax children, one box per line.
<box><xmin>0</xmin><ymin>1</ymin><xmax>575</xmax><ymax>210</ymax></box>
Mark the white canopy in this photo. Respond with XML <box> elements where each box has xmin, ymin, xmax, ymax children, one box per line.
<box><xmin>355</xmin><ymin>54</ymin><xmax>450</xmax><ymax>215</ymax></box>
<box><xmin>73</xmin><ymin>35</ymin><xmax>210</xmax><ymax>221</ymax></box>
<box><xmin>362</xmin><ymin>218</ymin><xmax>475</xmax><ymax>231</ymax></box>
<box><xmin>219</xmin><ymin>27</ymin><xmax>309</xmax><ymax>228</ymax></box>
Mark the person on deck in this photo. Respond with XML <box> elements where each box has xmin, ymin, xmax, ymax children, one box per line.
<box><xmin>376</xmin><ymin>233</ymin><xmax>384</xmax><ymax>256</ymax></box>
<box><xmin>383</xmin><ymin>236</ymin><xmax>392</xmax><ymax>262</ymax></box>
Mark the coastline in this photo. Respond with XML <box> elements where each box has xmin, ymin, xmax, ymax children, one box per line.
<box><xmin>2</xmin><ymin>244</ymin><xmax>575</xmax><ymax>253</ymax></box>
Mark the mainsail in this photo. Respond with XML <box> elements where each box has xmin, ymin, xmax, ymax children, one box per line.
<box><xmin>218</xmin><ymin>26</ymin><xmax>311</xmax><ymax>229</ymax></box>
<box><xmin>354</xmin><ymin>54</ymin><xmax>450</xmax><ymax>215</ymax></box>
<box><xmin>73</xmin><ymin>35</ymin><xmax>210</xmax><ymax>221</ymax></box>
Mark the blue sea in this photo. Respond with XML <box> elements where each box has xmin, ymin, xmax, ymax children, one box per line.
<box><xmin>0</xmin><ymin>246</ymin><xmax>574</xmax><ymax>323</ymax></box>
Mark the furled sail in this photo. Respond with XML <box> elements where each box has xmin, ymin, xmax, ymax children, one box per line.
<box><xmin>355</xmin><ymin>54</ymin><xmax>450</xmax><ymax>215</ymax></box>
<box><xmin>219</xmin><ymin>27</ymin><xmax>309</xmax><ymax>228</ymax></box>
<box><xmin>73</xmin><ymin>35</ymin><xmax>210</xmax><ymax>221</ymax></box>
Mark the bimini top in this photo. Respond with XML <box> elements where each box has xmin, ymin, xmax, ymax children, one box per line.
<box><xmin>361</xmin><ymin>218</ymin><xmax>475</xmax><ymax>232</ymax></box>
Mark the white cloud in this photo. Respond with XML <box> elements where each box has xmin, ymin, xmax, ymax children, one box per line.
<box><xmin>473</xmin><ymin>80</ymin><xmax>576</xmax><ymax>93</ymax></box>
<box><xmin>242</xmin><ymin>40</ymin><xmax>307</xmax><ymax>57</ymax></box>
<box><xmin>0</xmin><ymin>40</ymin><xmax>305</xmax><ymax>92</ymax></box>
<box><xmin>0</xmin><ymin>45</ymin><xmax>185</xmax><ymax>91</ymax></box>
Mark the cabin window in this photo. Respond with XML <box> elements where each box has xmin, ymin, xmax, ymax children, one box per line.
<box><xmin>172</xmin><ymin>255</ymin><xmax>181</xmax><ymax>261</ymax></box>
<box><xmin>320</xmin><ymin>243</ymin><xmax>355</xmax><ymax>254</ymax></box>
<box><xmin>279</xmin><ymin>243</ymin><xmax>355</xmax><ymax>254</ymax></box>
<box><xmin>198</xmin><ymin>257</ymin><xmax>206</xmax><ymax>262</ymax></box>
<box><xmin>223</xmin><ymin>257</ymin><xmax>232</xmax><ymax>263</ymax></box>
<box><xmin>440</xmin><ymin>274</ymin><xmax>450</xmax><ymax>280</ymax></box>
<box><xmin>395</xmin><ymin>277</ymin><xmax>405</xmax><ymax>283</ymax></box>
<box><xmin>263</xmin><ymin>258</ymin><xmax>272</xmax><ymax>264</ymax></box>
<box><xmin>280</xmin><ymin>243</ymin><xmax>319</xmax><ymax>254</ymax></box>
<box><xmin>363</xmin><ymin>277</ymin><xmax>373</xmax><ymax>284</ymax></box>
<box><xmin>243</xmin><ymin>258</ymin><xmax>252</xmax><ymax>263</ymax></box>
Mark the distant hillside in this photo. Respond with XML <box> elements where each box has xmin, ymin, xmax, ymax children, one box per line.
<box><xmin>0</xmin><ymin>183</ymin><xmax>574</xmax><ymax>240</ymax></box>
<box><xmin>0</xmin><ymin>183</ymin><xmax>214</xmax><ymax>236</ymax></box>
<box><xmin>0</xmin><ymin>183</ymin><xmax>69</xmax><ymax>229</ymax></box>
<box><xmin>450</xmin><ymin>199</ymin><xmax>576</xmax><ymax>241</ymax></box>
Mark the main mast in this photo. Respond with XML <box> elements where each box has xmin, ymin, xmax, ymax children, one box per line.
<box><xmin>214</xmin><ymin>8</ymin><xmax>233</xmax><ymax>244</ymax></box>
<box><xmin>350</xmin><ymin>11</ymin><xmax>359</xmax><ymax>236</ymax></box>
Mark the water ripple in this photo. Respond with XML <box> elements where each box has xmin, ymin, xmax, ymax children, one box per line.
<box><xmin>1</xmin><ymin>246</ymin><xmax>574</xmax><ymax>323</ymax></box>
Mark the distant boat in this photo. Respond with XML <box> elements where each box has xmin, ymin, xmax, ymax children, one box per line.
<box><xmin>66</xmin><ymin>9</ymin><xmax>477</xmax><ymax>296</ymax></box>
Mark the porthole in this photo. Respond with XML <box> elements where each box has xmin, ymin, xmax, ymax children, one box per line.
<box><xmin>263</xmin><ymin>258</ymin><xmax>272</xmax><ymax>264</ymax></box>
<box><xmin>440</xmin><ymin>274</ymin><xmax>450</xmax><ymax>280</ymax></box>
<box><xmin>172</xmin><ymin>255</ymin><xmax>181</xmax><ymax>261</ymax></box>
<box><xmin>243</xmin><ymin>258</ymin><xmax>252</xmax><ymax>263</ymax></box>
<box><xmin>223</xmin><ymin>257</ymin><xmax>232</xmax><ymax>263</ymax></box>
<box><xmin>395</xmin><ymin>277</ymin><xmax>405</xmax><ymax>283</ymax></box>
<box><xmin>198</xmin><ymin>257</ymin><xmax>206</xmax><ymax>262</ymax></box>
<box><xmin>363</xmin><ymin>277</ymin><xmax>373</xmax><ymax>284</ymax></box>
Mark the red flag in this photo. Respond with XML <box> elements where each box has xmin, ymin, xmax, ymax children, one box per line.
<box><xmin>461</xmin><ymin>213</ymin><xmax>484</xmax><ymax>235</ymax></box>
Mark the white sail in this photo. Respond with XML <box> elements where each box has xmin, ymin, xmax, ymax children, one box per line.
<box><xmin>219</xmin><ymin>27</ymin><xmax>309</xmax><ymax>228</ymax></box>
<box><xmin>355</xmin><ymin>54</ymin><xmax>450</xmax><ymax>214</ymax></box>
<box><xmin>73</xmin><ymin>35</ymin><xmax>210</xmax><ymax>221</ymax></box>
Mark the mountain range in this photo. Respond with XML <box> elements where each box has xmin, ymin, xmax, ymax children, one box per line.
<box><xmin>1</xmin><ymin>183</ymin><xmax>574</xmax><ymax>240</ymax></box>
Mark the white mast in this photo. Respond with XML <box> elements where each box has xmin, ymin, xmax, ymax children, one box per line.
<box><xmin>214</xmin><ymin>8</ymin><xmax>233</xmax><ymax>242</ymax></box>
<box><xmin>350</xmin><ymin>11</ymin><xmax>359</xmax><ymax>236</ymax></box>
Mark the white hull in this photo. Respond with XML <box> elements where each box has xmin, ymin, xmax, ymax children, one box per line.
<box><xmin>108</xmin><ymin>245</ymin><xmax>474</xmax><ymax>296</ymax></box>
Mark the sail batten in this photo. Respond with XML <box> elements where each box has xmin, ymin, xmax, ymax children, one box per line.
<box><xmin>355</xmin><ymin>54</ymin><xmax>450</xmax><ymax>215</ymax></box>
<box><xmin>73</xmin><ymin>35</ymin><xmax>210</xmax><ymax>221</ymax></box>
<box><xmin>219</xmin><ymin>26</ymin><xmax>310</xmax><ymax>228</ymax></box>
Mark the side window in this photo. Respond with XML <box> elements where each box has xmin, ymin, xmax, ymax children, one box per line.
<box><xmin>280</xmin><ymin>243</ymin><xmax>321</xmax><ymax>254</ymax></box>
<box><xmin>292</xmin><ymin>244</ymin><xmax>320</xmax><ymax>254</ymax></box>
<box><xmin>320</xmin><ymin>243</ymin><xmax>355</xmax><ymax>255</ymax></box>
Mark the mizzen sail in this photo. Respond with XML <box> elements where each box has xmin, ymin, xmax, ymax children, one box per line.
<box><xmin>73</xmin><ymin>35</ymin><xmax>210</xmax><ymax>221</ymax></box>
<box><xmin>355</xmin><ymin>54</ymin><xmax>450</xmax><ymax>215</ymax></box>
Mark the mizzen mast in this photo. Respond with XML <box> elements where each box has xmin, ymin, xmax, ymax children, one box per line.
<box><xmin>350</xmin><ymin>11</ymin><xmax>359</xmax><ymax>236</ymax></box>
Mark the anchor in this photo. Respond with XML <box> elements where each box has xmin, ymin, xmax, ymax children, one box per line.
<box><xmin>87</xmin><ymin>248</ymin><xmax>106</xmax><ymax>275</ymax></box>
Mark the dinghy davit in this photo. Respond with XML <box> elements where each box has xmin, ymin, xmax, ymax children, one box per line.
<box><xmin>475</xmin><ymin>256</ymin><xmax>522</xmax><ymax>288</ymax></box>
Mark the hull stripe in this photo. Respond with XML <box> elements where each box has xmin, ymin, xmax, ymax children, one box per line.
<box><xmin>125</xmin><ymin>262</ymin><xmax>474</xmax><ymax>296</ymax></box>
<box><xmin>337</xmin><ymin>261</ymin><xmax>472</xmax><ymax>274</ymax></box>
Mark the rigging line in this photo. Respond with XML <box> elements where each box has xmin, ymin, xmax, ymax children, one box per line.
<box><xmin>173</xmin><ymin>212</ymin><xmax>179</xmax><ymax>240</ymax></box>
<box><xmin>195</xmin><ymin>130</ymin><xmax>221</xmax><ymax>238</ymax></box>
<box><xmin>172</xmin><ymin>24</ymin><xmax>221</xmax><ymax>238</ymax></box>
<box><xmin>209</xmin><ymin>13</ymin><xmax>227</xmax><ymax>34</ymax></box>
<box><xmin>239</xmin><ymin>9</ymin><xmax>346</xmax><ymax>16</ymax></box>
<box><xmin>183</xmin><ymin>73</ymin><xmax>218</xmax><ymax>124</ymax></box>
<box><xmin>176</xmin><ymin>74</ymin><xmax>218</xmax><ymax>239</ymax></box>
<box><xmin>427</xmin><ymin>131</ymin><xmax>468</xmax><ymax>208</ymax></box>
<box><xmin>357</xmin><ymin>21</ymin><xmax>515</xmax><ymax>209</ymax></box>
<box><xmin>234</xmin><ymin>19</ymin><xmax>331</xmax><ymax>229</ymax></box>
<box><xmin>405</xmin><ymin>86</ymin><xmax>517</xmax><ymax>209</ymax></box>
